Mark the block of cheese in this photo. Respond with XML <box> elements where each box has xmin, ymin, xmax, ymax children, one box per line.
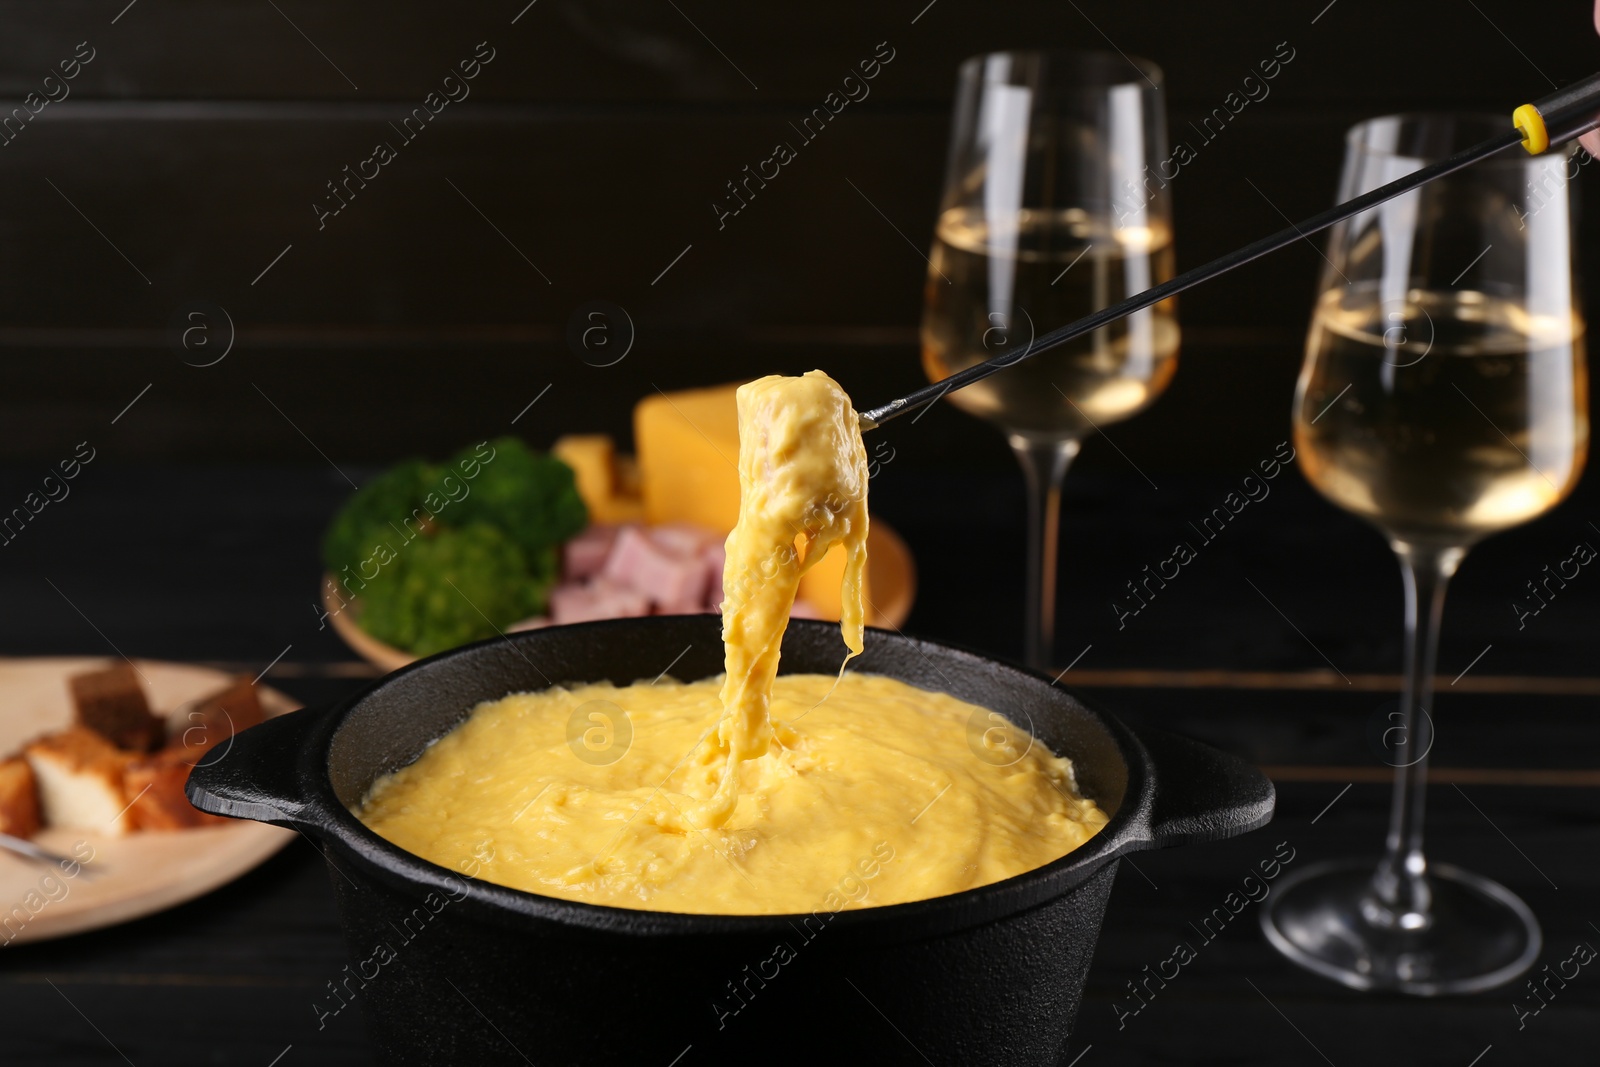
<box><xmin>553</xmin><ymin>434</ymin><xmax>614</xmax><ymax>507</ymax></box>
<box><xmin>553</xmin><ymin>434</ymin><xmax>646</xmax><ymax>524</ymax></box>
<box><xmin>635</xmin><ymin>383</ymin><xmax>866</xmax><ymax>620</ymax></box>
<box><xmin>634</xmin><ymin>383</ymin><xmax>744</xmax><ymax>532</ymax></box>
<box><xmin>595</xmin><ymin>497</ymin><xmax>645</xmax><ymax>524</ymax></box>
<box><xmin>798</xmin><ymin>537</ymin><xmax>858</xmax><ymax>621</ymax></box>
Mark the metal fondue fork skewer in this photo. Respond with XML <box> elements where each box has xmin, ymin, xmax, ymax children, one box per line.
<box><xmin>0</xmin><ymin>831</ymin><xmax>99</xmax><ymax>874</ymax></box>
<box><xmin>858</xmin><ymin>74</ymin><xmax>1600</xmax><ymax>432</ymax></box>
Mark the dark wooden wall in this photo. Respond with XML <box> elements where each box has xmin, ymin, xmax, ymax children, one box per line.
<box><xmin>1</xmin><ymin>0</ymin><xmax>1595</xmax><ymax>475</ymax></box>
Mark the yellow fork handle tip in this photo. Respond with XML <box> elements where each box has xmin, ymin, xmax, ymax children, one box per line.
<box><xmin>1514</xmin><ymin>103</ymin><xmax>1550</xmax><ymax>154</ymax></box>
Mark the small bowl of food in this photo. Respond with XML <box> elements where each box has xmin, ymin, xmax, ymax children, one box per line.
<box><xmin>321</xmin><ymin>382</ymin><xmax>915</xmax><ymax>671</ymax></box>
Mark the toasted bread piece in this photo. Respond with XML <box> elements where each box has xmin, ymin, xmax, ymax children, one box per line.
<box><xmin>0</xmin><ymin>757</ymin><xmax>41</xmax><ymax>839</ymax></box>
<box><xmin>24</xmin><ymin>727</ymin><xmax>135</xmax><ymax>836</ymax></box>
<box><xmin>123</xmin><ymin>749</ymin><xmax>224</xmax><ymax>831</ymax></box>
<box><xmin>170</xmin><ymin>675</ymin><xmax>263</xmax><ymax>757</ymax></box>
<box><xmin>70</xmin><ymin>663</ymin><xmax>165</xmax><ymax>752</ymax></box>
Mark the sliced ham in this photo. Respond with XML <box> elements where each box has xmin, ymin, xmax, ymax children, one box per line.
<box><xmin>602</xmin><ymin>526</ymin><xmax>709</xmax><ymax>608</ymax></box>
<box><xmin>648</xmin><ymin>522</ymin><xmax>719</xmax><ymax>557</ymax></box>
<box><xmin>652</xmin><ymin>600</ymin><xmax>714</xmax><ymax>616</ymax></box>
<box><xmin>563</xmin><ymin>524</ymin><xmax>622</xmax><ymax>582</ymax></box>
<box><xmin>549</xmin><ymin>580</ymin><xmax>650</xmax><ymax>625</ymax></box>
<box><xmin>553</xmin><ymin>522</ymin><xmax>741</xmax><ymax>623</ymax></box>
<box><xmin>507</xmin><ymin>615</ymin><xmax>553</xmax><ymax>632</ymax></box>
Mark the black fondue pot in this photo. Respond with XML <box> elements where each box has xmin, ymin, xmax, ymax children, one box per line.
<box><xmin>190</xmin><ymin>617</ymin><xmax>1274</xmax><ymax>1066</ymax></box>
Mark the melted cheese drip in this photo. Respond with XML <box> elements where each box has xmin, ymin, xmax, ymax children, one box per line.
<box><xmin>357</xmin><ymin>371</ymin><xmax>1108</xmax><ymax>914</ymax></box>
<box><xmin>678</xmin><ymin>371</ymin><xmax>870</xmax><ymax>831</ymax></box>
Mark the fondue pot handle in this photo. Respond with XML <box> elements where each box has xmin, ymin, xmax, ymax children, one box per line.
<box><xmin>186</xmin><ymin>705</ymin><xmax>332</xmax><ymax>831</ymax></box>
<box><xmin>1130</xmin><ymin>726</ymin><xmax>1276</xmax><ymax>850</ymax></box>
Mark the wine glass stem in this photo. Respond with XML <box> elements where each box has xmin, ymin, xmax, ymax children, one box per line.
<box><xmin>1367</xmin><ymin>540</ymin><xmax>1466</xmax><ymax>930</ymax></box>
<box><xmin>1008</xmin><ymin>434</ymin><xmax>1081</xmax><ymax>670</ymax></box>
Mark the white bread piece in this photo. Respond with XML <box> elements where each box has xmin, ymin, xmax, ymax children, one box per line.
<box><xmin>24</xmin><ymin>727</ymin><xmax>134</xmax><ymax>836</ymax></box>
<box><xmin>0</xmin><ymin>757</ymin><xmax>41</xmax><ymax>838</ymax></box>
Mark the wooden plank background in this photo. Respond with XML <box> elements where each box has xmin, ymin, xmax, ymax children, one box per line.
<box><xmin>0</xmin><ymin>0</ymin><xmax>1595</xmax><ymax>474</ymax></box>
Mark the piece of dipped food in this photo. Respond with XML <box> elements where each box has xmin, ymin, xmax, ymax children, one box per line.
<box><xmin>126</xmin><ymin>675</ymin><xmax>265</xmax><ymax>830</ymax></box>
<box><xmin>170</xmin><ymin>674</ymin><xmax>263</xmax><ymax>757</ymax></box>
<box><xmin>0</xmin><ymin>757</ymin><xmax>41</xmax><ymax>839</ymax></box>
<box><xmin>123</xmin><ymin>749</ymin><xmax>227</xmax><ymax>830</ymax></box>
<box><xmin>69</xmin><ymin>663</ymin><xmax>165</xmax><ymax>752</ymax></box>
<box><xmin>24</xmin><ymin>727</ymin><xmax>136</xmax><ymax>836</ymax></box>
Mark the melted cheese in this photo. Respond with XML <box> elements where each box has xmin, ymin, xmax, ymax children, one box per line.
<box><xmin>359</xmin><ymin>673</ymin><xmax>1107</xmax><ymax>914</ymax></box>
<box><xmin>630</xmin><ymin>381</ymin><xmax>868</xmax><ymax>621</ymax></box>
<box><xmin>679</xmin><ymin>371</ymin><xmax>870</xmax><ymax>831</ymax></box>
<box><xmin>358</xmin><ymin>371</ymin><xmax>1107</xmax><ymax>914</ymax></box>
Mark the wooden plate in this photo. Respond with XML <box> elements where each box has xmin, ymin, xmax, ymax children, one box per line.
<box><xmin>0</xmin><ymin>658</ymin><xmax>297</xmax><ymax>945</ymax></box>
<box><xmin>325</xmin><ymin>521</ymin><xmax>919</xmax><ymax>673</ymax></box>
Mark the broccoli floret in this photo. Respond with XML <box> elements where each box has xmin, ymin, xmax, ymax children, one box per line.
<box><xmin>322</xmin><ymin>459</ymin><xmax>438</xmax><ymax>581</ymax></box>
<box><xmin>450</xmin><ymin>437</ymin><xmax>587</xmax><ymax>558</ymax></box>
<box><xmin>358</xmin><ymin>524</ymin><xmax>539</xmax><ymax>657</ymax></box>
<box><xmin>321</xmin><ymin>438</ymin><xmax>587</xmax><ymax>656</ymax></box>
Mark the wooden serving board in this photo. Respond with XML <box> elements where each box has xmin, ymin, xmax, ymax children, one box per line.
<box><xmin>0</xmin><ymin>658</ymin><xmax>296</xmax><ymax>946</ymax></box>
<box><xmin>326</xmin><ymin>520</ymin><xmax>919</xmax><ymax>673</ymax></box>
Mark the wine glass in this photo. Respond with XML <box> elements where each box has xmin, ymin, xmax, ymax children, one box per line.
<box><xmin>1262</xmin><ymin>113</ymin><xmax>1588</xmax><ymax>993</ymax></box>
<box><xmin>921</xmin><ymin>50</ymin><xmax>1178</xmax><ymax>669</ymax></box>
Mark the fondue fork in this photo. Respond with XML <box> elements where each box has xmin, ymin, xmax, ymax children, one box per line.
<box><xmin>858</xmin><ymin>74</ymin><xmax>1600</xmax><ymax>431</ymax></box>
<box><xmin>0</xmin><ymin>831</ymin><xmax>93</xmax><ymax>872</ymax></box>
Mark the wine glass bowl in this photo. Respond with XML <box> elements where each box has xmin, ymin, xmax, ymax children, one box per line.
<box><xmin>1295</xmin><ymin>285</ymin><xmax>1587</xmax><ymax>546</ymax></box>
<box><xmin>1263</xmin><ymin>113</ymin><xmax>1588</xmax><ymax>995</ymax></box>
<box><xmin>920</xmin><ymin>50</ymin><xmax>1178</xmax><ymax>666</ymax></box>
<box><xmin>921</xmin><ymin>206</ymin><xmax>1179</xmax><ymax>439</ymax></box>
<box><xmin>1293</xmin><ymin>115</ymin><xmax>1588</xmax><ymax>548</ymax></box>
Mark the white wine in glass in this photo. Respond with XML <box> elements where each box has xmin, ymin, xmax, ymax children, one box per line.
<box><xmin>1262</xmin><ymin>114</ymin><xmax>1589</xmax><ymax>996</ymax></box>
<box><xmin>920</xmin><ymin>51</ymin><xmax>1178</xmax><ymax>668</ymax></box>
<box><xmin>922</xmin><ymin>207</ymin><xmax>1179</xmax><ymax>436</ymax></box>
<box><xmin>1297</xmin><ymin>286</ymin><xmax>1586</xmax><ymax>543</ymax></box>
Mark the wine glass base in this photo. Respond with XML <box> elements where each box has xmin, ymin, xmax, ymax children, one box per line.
<box><xmin>1260</xmin><ymin>859</ymin><xmax>1541</xmax><ymax>996</ymax></box>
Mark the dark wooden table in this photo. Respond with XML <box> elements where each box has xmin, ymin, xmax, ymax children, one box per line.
<box><xmin>0</xmin><ymin>462</ymin><xmax>1595</xmax><ymax>1064</ymax></box>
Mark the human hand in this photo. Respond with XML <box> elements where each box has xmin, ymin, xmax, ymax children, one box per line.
<box><xmin>1581</xmin><ymin>0</ymin><xmax>1600</xmax><ymax>155</ymax></box>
